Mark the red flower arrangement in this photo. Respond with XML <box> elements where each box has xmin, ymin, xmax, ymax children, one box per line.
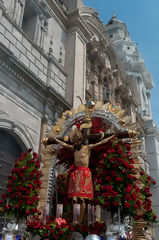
<box><xmin>136</xmin><ymin>172</ymin><xmax>158</xmax><ymax>223</ymax></box>
<box><xmin>26</xmin><ymin>217</ymin><xmax>73</xmax><ymax>240</ymax></box>
<box><xmin>26</xmin><ymin>217</ymin><xmax>106</xmax><ymax>239</ymax></box>
<box><xmin>55</xmin><ymin>117</ymin><xmax>157</xmax><ymax>223</ymax></box>
<box><xmin>0</xmin><ymin>150</ymin><xmax>42</xmax><ymax>222</ymax></box>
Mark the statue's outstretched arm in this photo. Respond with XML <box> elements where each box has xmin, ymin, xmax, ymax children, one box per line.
<box><xmin>54</xmin><ymin>137</ymin><xmax>74</xmax><ymax>150</ymax></box>
<box><xmin>89</xmin><ymin>134</ymin><xmax>115</xmax><ymax>150</ymax></box>
<box><xmin>42</xmin><ymin>137</ymin><xmax>73</xmax><ymax>150</ymax></box>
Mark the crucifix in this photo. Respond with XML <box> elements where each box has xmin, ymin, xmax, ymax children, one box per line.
<box><xmin>43</xmin><ymin>111</ymin><xmax>137</xmax><ymax>224</ymax></box>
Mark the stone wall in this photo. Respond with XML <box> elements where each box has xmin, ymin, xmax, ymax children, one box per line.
<box><xmin>0</xmin><ymin>10</ymin><xmax>66</xmax><ymax>98</ymax></box>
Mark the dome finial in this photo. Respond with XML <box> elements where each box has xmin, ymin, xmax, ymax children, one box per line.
<box><xmin>112</xmin><ymin>11</ymin><xmax>117</xmax><ymax>20</ymax></box>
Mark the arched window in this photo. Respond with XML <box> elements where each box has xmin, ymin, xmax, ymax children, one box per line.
<box><xmin>0</xmin><ymin>129</ymin><xmax>24</xmax><ymax>194</ymax></box>
<box><xmin>0</xmin><ymin>129</ymin><xmax>25</xmax><ymax>229</ymax></box>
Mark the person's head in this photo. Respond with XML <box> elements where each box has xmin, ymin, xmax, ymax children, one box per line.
<box><xmin>70</xmin><ymin>128</ymin><xmax>83</xmax><ymax>145</ymax></box>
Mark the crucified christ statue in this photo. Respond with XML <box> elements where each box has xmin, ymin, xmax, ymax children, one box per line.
<box><xmin>43</xmin><ymin>128</ymin><xmax>115</xmax><ymax>223</ymax></box>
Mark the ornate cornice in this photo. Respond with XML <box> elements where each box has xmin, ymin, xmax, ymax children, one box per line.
<box><xmin>45</xmin><ymin>0</ymin><xmax>68</xmax><ymax>31</ymax></box>
<box><xmin>29</xmin><ymin>0</ymin><xmax>51</xmax><ymax>19</ymax></box>
<box><xmin>67</xmin><ymin>9</ymin><xmax>92</xmax><ymax>43</ymax></box>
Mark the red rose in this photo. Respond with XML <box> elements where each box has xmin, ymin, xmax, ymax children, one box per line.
<box><xmin>128</xmin><ymin>152</ymin><xmax>131</xmax><ymax>156</ymax></box>
<box><xmin>53</xmin><ymin>235</ymin><xmax>58</xmax><ymax>240</ymax></box>
<box><xmin>28</xmin><ymin>184</ymin><xmax>34</xmax><ymax>189</ymax></box>
<box><xmin>134</xmin><ymin>215</ymin><xmax>139</xmax><ymax>220</ymax></box>
<box><xmin>115</xmin><ymin>177</ymin><xmax>122</xmax><ymax>182</ymax></box>
<box><xmin>111</xmin><ymin>149</ymin><xmax>115</xmax><ymax>153</ymax></box>
<box><xmin>113</xmin><ymin>201</ymin><xmax>119</xmax><ymax>207</ymax></box>
<box><xmin>36</xmin><ymin>160</ymin><xmax>40</xmax><ymax>168</ymax></box>
<box><xmin>30</xmin><ymin>158</ymin><xmax>35</xmax><ymax>164</ymax></box>
<box><xmin>33</xmin><ymin>152</ymin><xmax>38</xmax><ymax>158</ymax></box>
<box><xmin>153</xmin><ymin>215</ymin><xmax>157</xmax><ymax>220</ymax></box>
<box><xmin>97</xmin><ymin>179</ymin><xmax>102</xmax><ymax>184</ymax></box>
<box><xmin>0</xmin><ymin>200</ymin><xmax>2</xmax><ymax>204</ymax></box>
<box><xmin>2</xmin><ymin>194</ymin><xmax>7</xmax><ymax>199</ymax></box>
<box><xmin>20</xmin><ymin>173</ymin><xmax>24</xmax><ymax>178</ymax></box>
<box><xmin>112</xmin><ymin>163</ymin><xmax>117</xmax><ymax>168</ymax></box>
<box><xmin>14</xmin><ymin>163</ymin><xmax>18</xmax><ymax>168</ymax></box>
<box><xmin>135</xmin><ymin>186</ymin><xmax>141</xmax><ymax>193</ymax></box>
<box><xmin>129</xmin><ymin>165</ymin><xmax>134</xmax><ymax>169</ymax></box>
<box><xmin>110</xmin><ymin>157</ymin><xmax>116</xmax><ymax>162</ymax></box>
<box><xmin>23</xmin><ymin>153</ymin><xmax>28</xmax><ymax>158</ymax></box>
<box><xmin>18</xmin><ymin>200</ymin><xmax>23</xmax><ymax>205</ymax></box>
<box><xmin>105</xmin><ymin>185</ymin><xmax>113</xmax><ymax>191</ymax></box>
<box><xmin>117</xmin><ymin>148</ymin><xmax>122</xmax><ymax>154</ymax></box>
<box><xmin>124</xmin><ymin>202</ymin><xmax>130</xmax><ymax>208</ymax></box>
<box><xmin>12</xmin><ymin>176</ymin><xmax>17</xmax><ymax>181</ymax></box>
<box><xmin>136</xmin><ymin>200</ymin><xmax>142</xmax><ymax>206</ymax></box>
<box><xmin>125</xmin><ymin>185</ymin><xmax>132</xmax><ymax>193</ymax></box>
<box><xmin>140</xmin><ymin>171</ymin><xmax>144</xmax><ymax>176</ymax></box>
<box><xmin>152</xmin><ymin>180</ymin><xmax>156</xmax><ymax>185</ymax></box>
<box><xmin>124</xmin><ymin>195</ymin><xmax>132</xmax><ymax>201</ymax></box>
<box><xmin>4</xmin><ymin>205</ymin><xmax>9</xmax><ymax>210</ymax></box>
<box><xmin>131</xmin><ymin>193</ymin><xmax>137</xmax><ymax>200</ymax></box>
<box><xmin>7</xmin><ymin>187</ymin><xmax>12</xmax><ymax>193</ymax></box>
<box><xmin>105</xmin><ymin>176</ymin><xmax>112</xmax><ymax>182</ymax></box>
<box><xmin>59</xmin><ymin>230</ymin><xmax>63</xmax><ymax>235</ymax></box>
<box><xmin>38</xmin><ymin>180</ymin><xmax>42</xmax><ymax>185</ymax></box>
<box><xmin>129</xmin><ymin>158</ymin><xmax>134</xmax><ymax>164</ymax></box>
<box><xmin>134</xmin><ymin>204</ymin><xmax>139</xmax><ymax>209</ymax></box>
<box><xmin>111</xmin><ymin>170</ymin><xmax>117</xmax><ymax>177</ymax></box>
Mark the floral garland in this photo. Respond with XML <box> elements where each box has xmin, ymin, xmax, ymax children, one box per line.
<box><xmin>26</xmin><ymin>217</ymin><xmax>106</xmax><ymax>239</ymax></box>
<box><xmin>91</xmin><ymin>138</ymin><xmax>142</xmax><ymax>218</ymax></box>
<box><xmin>137</xmin><ymin>171</ymin><xmax>157</xmax><ymax>222</ymax></box>
<box><xmin>26</xmin><ymin>218</ymin><xmax>73</xmax><ymax>240</ymax></box>
<box><xmin>0</xmin><ymin>150</ymin><xmax>42</xmax><ymax>222</ymax></box>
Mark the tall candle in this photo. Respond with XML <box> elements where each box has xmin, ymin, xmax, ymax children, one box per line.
<box><xmin>88</xmin><ymin>204</ymin><xmax>94</xmax><ymax>225</ymax></box>
<box><xmin>73</xmin><ymin>204</ymin><xmax>80</xmax><ymax>224</ymax></box>
<box><xmin>56</xmin><ymin>204</ymin><xmax>63</xmax><ymax>218</ymax></box>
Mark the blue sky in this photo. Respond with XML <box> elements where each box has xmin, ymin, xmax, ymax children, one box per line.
<box><xmin>83</xmin><ymin>0</ymin><xmax>159</xmax><ymax>126</ymax></box>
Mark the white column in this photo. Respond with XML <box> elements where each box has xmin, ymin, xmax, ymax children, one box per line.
<box><xmin>65</xmin><ymin>31</ymin><xmax>86</xmax><ymax>107</ymax></box>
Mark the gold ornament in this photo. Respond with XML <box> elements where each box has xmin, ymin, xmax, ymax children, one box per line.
<box><xmin>64</xmin><ymin>136</ymin><xmax>69</xmax><ymax>142</ymax></box>
<box><xmin>85</xmin><ymin>100</ymin><xmax>95</xmax><ymax>109</ymax></box>
<box><xmin>52</xmin><ymin>125</ymin><xmax>62</xmax><ymax>135</ymax></box>
<box><xmin>128</xmin><ymin>130</ymin><xmax>140</xmax><ymax>138</ymax></box>
<box><xmin>108</xmin><ymin>103</ymin><xmax>121</xmax><ymax>114</ymax></box>
<box><xmin>62</xmin><ymin>110</ymin><xmax>72</xmax><ymax>120</ymax></box>
<box><xmin>41</xmin><ymin>137</ymin><xmax>48</xmax><ymax>147</ymax></box>
<box><xmin>118</xmin><ymin>119</ymin><xmax>126</xmax><ymax>127</ymax></box>
<box><xmin>94</xmin><ymin>101</ymin><xmax>103</xmax><ymax>110</ymax></box>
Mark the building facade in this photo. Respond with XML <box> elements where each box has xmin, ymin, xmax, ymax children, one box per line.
<box><xmin>105</xmin><ymin>15</ymin><xmax>159</xmax><ymax>238</ymax></box>
<box><xmin>0</xmin><ymin>0</ymin><xmax>158</xmax><ymax>238</ymax></box>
